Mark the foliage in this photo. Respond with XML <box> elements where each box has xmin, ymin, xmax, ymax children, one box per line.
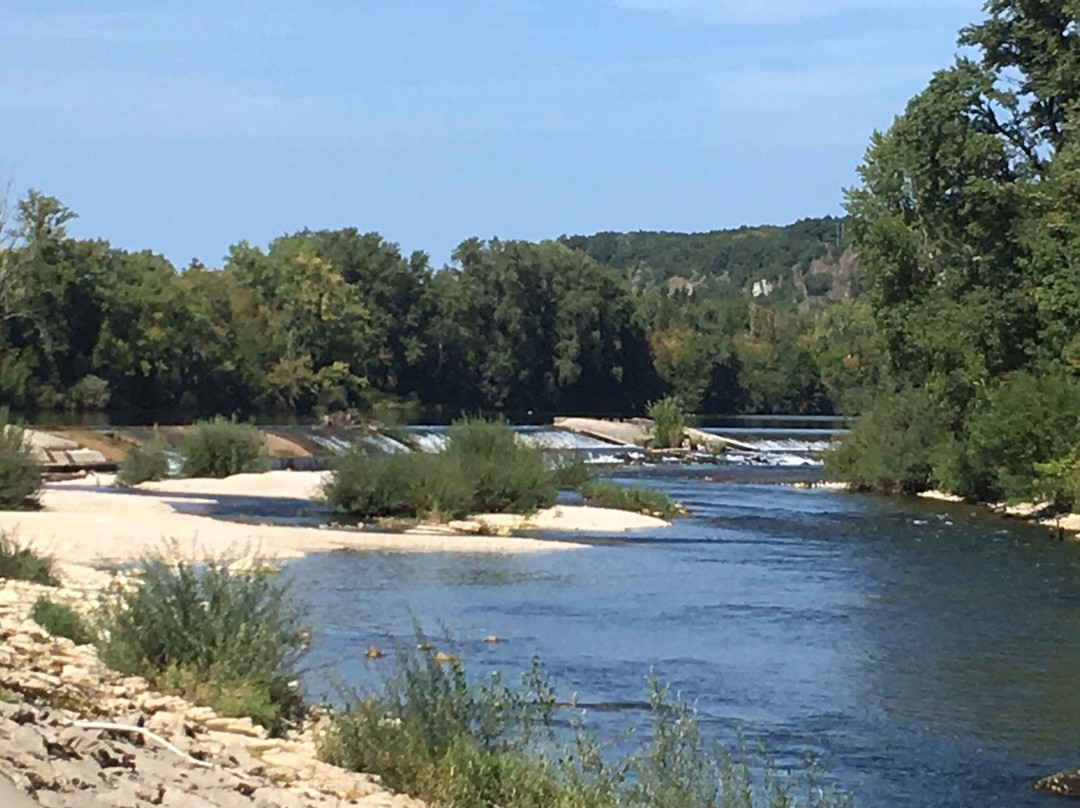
<box><xmin>646</xmin><ymin>396</ymin><xmax>688</xmax><ymax>449</ymax></box>
<box><xmin>1033</xmin><ymin>448</ymin><xmax>1080</xmax><ymax>512</ymax></box>
<box><xmin>117</xmin><ymin>431</ymin><xmax>171</xmax><ymax>486</ymax></box>
<box><xmin>956</xmin><ymin>371</ymin><xmax>1080</xmax><ymax>502</ymax></box>
<box><xmin>0</xmin><ymin>181</ymin><xmax>877</xmax><ymax>421</ymax></box>
<box><xmin>323</xmin><ymin>451</ymin><xmax>472</xmax><ymax>520</ymax></box>
<box><xmin>98</xmin><ymin>554</ymin><xmax>307</xmax><ymax>734</ymax></box>
<box><xmin>180</xmin><ymin>417</ymin><xmax>269</xmax><ymax>479</ymax></box>
<box><xmin>547</xmin><ymin>453</ymin><xmax>593</xmax><ymax>489</ymax></box>
<box><xmin>830</xmin><ymin>2</ymin><xmax>1080</xmax><ymax>499</ymax></box>
<box><xmin>823</xmin><ymin>389</ymin><xmax>950</xmax><ymax>495</ymax></box>
<box><xmin>325</xmin><ymin>419</ymin><xmax>557</xmax><ymax>520</ymax></box>
<box><xmin>580</xmin><ymin>481</ymin><xmax>681</xmax><ymax>518</ymax></box>
<box><xmin>560</xmin><ymin>216</ymin><xmax>847</xmax><ymax>295</ymax></box>
<box><xmin>320</xmin><ymin>638</ymin><xmax>853</xmax><ymax>808</ymax></box>
<box><xmin>0</xmin><ymin>422</ymin><xmax>42</xmax><ymax>510</ymax></box>
<box><xmin>444</xmin><ymin>418</ymin><xmax>555</xmax><ymax>514</ymax></box>
<box><xmin>0</xmin><ymin>532</ymin><xmax>55</xmax><ymax>585</ymax></box>
<box><xmin>31</xmin><ymin>596</ymin><xmax>92</xmax><ymax>644</ymax></box>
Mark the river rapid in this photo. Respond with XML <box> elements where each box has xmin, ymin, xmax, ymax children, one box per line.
<box><xmin>288</xmin><ymin>459</ymin><xmax>1080</xmax><ymax>807</ymax></box>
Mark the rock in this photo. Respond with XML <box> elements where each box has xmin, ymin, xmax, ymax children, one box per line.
<box><xmin>250</xmin><ymin>787</ymin><xmax>310</xmax><ymax>808</ymax></box>
<box><xmin>483</xmin><ymin>635</ymin><xmax>502</xmax><ymax>644</ymax></box>
<box><xmin>433</xmin><ymin>652</ymin><xmax>458</xmax><ymax>664</ymax></box>
<box><xmin>1034</xmin><ymin>769</ymin><xmax>1080</xmax><ymax>796</ymax></box>
<box><xmin>201</xmin><ymin>715</ymin><xmax>265</xmax><ymax>739</ymax></box>
<box><xmin>365</xmin><ymin>645</ymin><xmax>385</xmax><ymax>659</ymax></box>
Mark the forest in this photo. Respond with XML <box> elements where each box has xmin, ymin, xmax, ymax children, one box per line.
<box><xmin>826</xmin><ymin>0</ymin><xmax>1080</xmax><ymax>508</ymax></box>
<box><xmin>0</xmin><ymin>191</ymin><xmax>875</xmax><ymax>422</ymax></box>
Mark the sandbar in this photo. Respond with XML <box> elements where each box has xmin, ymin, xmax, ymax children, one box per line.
<box><xmin>0</xmin><ymin>471</ymin><xmax>670</xmax><ymax>574</ymax></box>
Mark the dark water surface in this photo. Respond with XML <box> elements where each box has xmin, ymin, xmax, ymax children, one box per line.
<box><xmin>288</xmin><ymin>467</ymin><xmax>1080</xmax><ymax>807</ymax></box>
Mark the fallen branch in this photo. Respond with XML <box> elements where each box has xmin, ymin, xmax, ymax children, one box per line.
<box><xmin>67</xmin><ymin>720</ymin><xmax>213</xmax><ymax>768</ymax></box>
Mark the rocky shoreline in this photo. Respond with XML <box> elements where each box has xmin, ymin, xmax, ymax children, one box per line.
<box><xmin>0</xmin><ymin>573</ymin><xmax>423</xmax><ymax>808</ymax></box>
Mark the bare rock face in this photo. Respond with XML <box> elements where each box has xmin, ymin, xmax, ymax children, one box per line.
<box><xmin>1034</xmin><ymin>769</ymin><xmax>1080</xmax><ymax>797</ymax></box>
<box><xmin>0</xmin><ymin>575</ymin><xmax>425</xmax><ymax>808</ymax></box>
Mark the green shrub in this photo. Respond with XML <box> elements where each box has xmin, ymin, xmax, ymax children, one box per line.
<box><xmin>0</xmin><ymin>533</ymin><xmax>55</xmax><ymax>585</ymax></box>
<box><xmin>0</xmin><ymin>423</ymin><xmax>42</xmax><ymax>510</ymax></box>
<box><xmin>646</xmin><ymin>396</ymin><xmax>688</xmax><ymax>450</ymax></box>
<box><xmin>180</xmin><ymin>417</ymin><xmax>269</xmax><ymax>478</ymax></box>
<box><xmin>823</xmin><ymin>388</ymin><xmax>950</xmax><ymax>495</ymax></box>
<box><xmin>326</xmin><ymin>419</ymin><xmax>557</xmax><ymax>520</ymax></box>
<box><xmin>547</xmin><ymin>453</ymin><xmax>593</xmax><ymax>489</ymax></box>
<box><xmin>320</xmin><ymin>640</ymin><xmax>852</xmax><ymax>808</ymax></box>
<box><xmin>32</xmin><ymin>597</ymin><xmax>92</xmax><ymax>644</ymax></box>
<box><xmin>323</xmin><ymin>451</ymin><xmax>472</xmax><ymax>520</ymax></box>
<box><xmin>117</xmin><ymin>431</ymin><xmax>171</xmax><ymax>486</ymax></box>
<box><xmin>958</xmin><ymin>370</ymin><xmax>1080</xmax><ymax>502</ymax></box>
<box><xmin>98</xmin><ymin>554</ymin><xmax>306</xmax><ymax>734</ymax></box>
<box><xmin>580</xmin><ymin>481</ymin><xmax>681</xmax><ymax>518</ymax></box>
<box><xmin>444</xmin><ymin>418</ymin><xmax>555</xmax><ymax>514</ymax></box>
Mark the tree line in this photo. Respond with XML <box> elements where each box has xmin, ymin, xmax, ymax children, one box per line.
<box><xmin>0</xmin><ymin>189</ymin><xmax>879</xmax><ymax>422</ymax></box>
<box><xmin>827</xmin><ymin>0</ymin><xmax>1080</xmax><ymax>507</ymax></box>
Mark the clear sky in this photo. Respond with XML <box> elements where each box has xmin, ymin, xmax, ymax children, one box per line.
<box><xmin>1</xmin><ymin>0</ymin><xmax>984</xmax><ymax>268</ymax></box>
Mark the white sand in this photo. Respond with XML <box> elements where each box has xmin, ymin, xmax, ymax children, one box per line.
<box><xmin>0</xmin><ymin>471</ymin><xmax>670</xmax><ymax>573</ymax></box>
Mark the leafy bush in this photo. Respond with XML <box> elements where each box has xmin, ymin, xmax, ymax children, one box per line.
<box><xmin>323</xmin><ymin>451</ymin><xmax>472</xmax><ymax>520</ymax></box>
<box><xmin>98</xmin><ymin>554</ymin><xmax>306</xmax><ymax>734</ymax></box>
<box><xmin>0</xmin><ymin>533</ymin><xmax>55</xmax><ymax>585</ymax></box>
<box><xmin>320</xmin><ymin>639</ymin><xmax>853</xmax><ymax>808</ymax></box>
<box><xmin>1033</xmin><ymin>449</ymin><xmax>1080</xmax><ymax>511</ymax></box>
<box><xmin>325</xmin><ymin>419</ymin><xmax>557</xmax><ymax>520</ymax></box>
<box><xmin>646</xmin><ymin>396</ymin><xmax>688</xmax><ymax>449</ymax></box>
<box><xmin>32</xmin><ymin>597</ymin><xmax>92</xmax><ymax>644</ymax></box>
<box><xmin>117</xmin><ymin>431</ymin><xmax>171</xmax><ymax>486</ymax></box>
<box><xmin>180</xmin><ymin>417</ymin><xmax>269</xmax><ymax>478</ymax></box>
<box><xmin>444</xmin><ymin>418</ymin><xmax>555</xmax><ymax>514</ymax></box>
<box><xmin>0</xmin><ymin>423</ymin><xmax>42</xmax><ymax>510</ymax></box>
<box><xmin>547</xmin><ymin>453</ymin><xmax>593</xmax><ymax>489</ymax></box>
<box><xmin>823</xmin><ymin>388</ymin><xmax>950</xmax><ymax>494</ymax></box>
<box><xmin>580</xmin><ymin>481</ymin><xmax>681</xmax><ymax>518</ymax></box>
<box><xmin>957</xmin><ymin>371</ymin><xmax>1080</xmax><ymax>502</ymax></box>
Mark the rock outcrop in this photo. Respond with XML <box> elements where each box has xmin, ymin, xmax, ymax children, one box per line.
<box><xmin>0</xmin><ymin>576</ymin><xmax>423</xmax><ymax>808</ymax></box>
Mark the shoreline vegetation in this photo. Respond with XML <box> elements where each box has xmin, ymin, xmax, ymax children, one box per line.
<box><xmin>0</xmin><ymin>539</ymin><xmax>853</xmax><ymax>808</ymax></box>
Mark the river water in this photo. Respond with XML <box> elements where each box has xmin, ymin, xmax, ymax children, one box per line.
<box><xmin>285</xmin><ymin>446</ymin><xmax>1080</xmax><ymax>807</ymax></box>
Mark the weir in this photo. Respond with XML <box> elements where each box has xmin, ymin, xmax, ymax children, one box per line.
<box><xmin>32</xmin><ymin>420</ymin><xmax>841</xmax><ymax>475</ymax></box>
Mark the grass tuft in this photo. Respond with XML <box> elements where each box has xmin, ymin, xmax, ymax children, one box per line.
<box><xmin>32</xmin><ymin>596</ymin><xmax>93</xmax><ymax>645</ymax></box>
<box><xmin>580</xmin><ymin>481</ymin><xmax>682</xmax><ymax>518</ymax></box>
<box><xmin>0</xmin><ymin>422</ymin><xmax>43</xmax><ymax>510</ymax></box>
<box><xmin>117</xmin><ymin>430</ymin><xmax>171</xmax><ymax>486</ymax></box>
<box><xmin>0</xmin><ymin>533</ymin><xmax>56</xmax><ymax>585</ymax></box>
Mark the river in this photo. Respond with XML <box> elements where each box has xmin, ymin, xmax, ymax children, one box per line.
<box><xmin>284</xmin><ymin>435</ymin><xmax>1080</xmax><ymax>807</ymax></box>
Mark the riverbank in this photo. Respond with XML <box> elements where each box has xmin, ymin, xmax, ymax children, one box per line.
<box><xmin>0</xmin><ymin>471</ymin><xmax>673</xmax><ymax>577</ymax></box>
<box><xmin>0</xmin><ymin>572</ymin><xmax>424</xmax><ymax>807</ymax></box>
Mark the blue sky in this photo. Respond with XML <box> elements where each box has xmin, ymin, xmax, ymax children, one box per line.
<box><xmin>1</xmin><ymin>0</ymin><xmax>983</xmax><ymax>267</ymax></box>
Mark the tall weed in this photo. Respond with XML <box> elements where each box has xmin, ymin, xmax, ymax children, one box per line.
<box><xmin>98</xmin><ymin>553</ymin><xmax>306</xmax><ymax>734</ymax></box>
<box><xmin>117</xmin><ymin>430</ymin><xmax>171</xmax><ymax>486</ymax></box>
<box><xmin>647</xmin><ymin>396</ymin><xmax>688</xmax><ymax>450</ymax></box>
<box><xmin>0</xmin><ymin>422</ymin><xmax>42</xmax><ymax>510</ymax></box>
<box><xmin>0</xmin><ymin>533</ymin><xmax>55</xmax><ymax>585</ymax></box>
<box><xmin>320</xmin><ymin>641</ymin><xmax>853</xmax><ymax>808</ymax></box>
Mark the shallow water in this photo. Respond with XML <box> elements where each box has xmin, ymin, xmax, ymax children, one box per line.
<box><xmin>288</xmin><ymin>467</ymin><xmax>1080</xmax><ymax>807</ymax></box>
